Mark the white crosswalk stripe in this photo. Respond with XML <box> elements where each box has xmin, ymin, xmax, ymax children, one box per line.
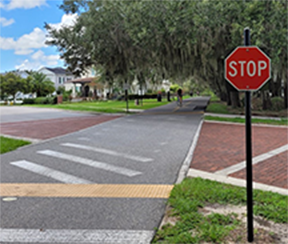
<box><xmin>10</xmin><ymin>160</ymin><xmax>93</xmax><ymax>184</ymax></box>
<box><xmin>0</xmin><ymin>228</ymin><xmax>154</xmax><ymax>244</ymax></box>
<box><xmin>61</xmin><ymin>143</ymin><xmax>153</xmax><ymax>162</ymax></box>
<box><xmin>37</xmin><ymin>150</ymin><xmax>142</xmax><ymax>177</ymax></box>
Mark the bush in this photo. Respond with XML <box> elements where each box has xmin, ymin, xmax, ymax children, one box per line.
<box><xmin>34</xmin><ymin>97</ymin><xmax>48</xmax><ymax>104</ymax></box>
<box><xmin>47</xmin><ymin>96</ymin><xmax>57</xmax><ymax>104</ymax></box>
<box><xmin>23</xmin><ymin>98</ymin><xmax>35</xmax><ymax>104</ymax></box>
<box><xmin>63</xmin><ymin>94</ymin><xmax>69</xmax><ymax>102</ymax></box>
<box><xmin>252</xmin><ymin>97</ymin><xmax>262</xmax><ymax>111</ymax></box>
<box><xmin>271</xmin><ymin>97</ymin><xmax>284</xmax><ymax>111</ymax></box>
<box><xmin>34</xmin><ymin>96</ymin><xmax>57</xmax><ymax>104</ymax></box>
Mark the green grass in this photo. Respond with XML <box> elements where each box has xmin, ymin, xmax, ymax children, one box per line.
<box><xmin>0</xmin><ymin>136</ymin><xmax>31</xmax><ymax>154</ymax></box>
<box><xmin>206</xmin><ymin>102</ymin><xmax>229</xmax><ymax>114</ymax></box>
<box><xmin>153</xmin><ymin>178</ymin><xmax>287</xmax><ymax>243</ymax></box>
<box><xmin>25</xmin><ymin>99</ymin><xmax>170</xmax><ymax>113</ymax></box>
<box><xmin>205</xmin><ymin>115</ymin><xmax>288</xmax><ymax>126</ymax></box>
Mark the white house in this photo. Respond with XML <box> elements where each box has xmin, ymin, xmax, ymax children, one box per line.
<box><xmin>38</xmin><ymin>67</ymin><xmax>75</xmax><ymax>90</ymax></box>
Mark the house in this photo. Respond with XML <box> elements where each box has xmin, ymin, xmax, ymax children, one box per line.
<box><xmin>38</xmin><ymin>67</ymin><xmax>75</xmax><ymax>90</ymax></box>
<box><xmin>64</xmin><ymin>66</ymin><xmax>108</xmax><ymax>99</ymax></box>
<box><xmin>65</xmin><ymin>77</ymin><xmax>106</xmax><ymax>99</ymax></box>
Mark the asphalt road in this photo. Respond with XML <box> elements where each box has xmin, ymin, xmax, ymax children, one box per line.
<box><xmin>0</xmin><ymin>97</ymin><xmax>210</xmax><ymax>243</ymax></box>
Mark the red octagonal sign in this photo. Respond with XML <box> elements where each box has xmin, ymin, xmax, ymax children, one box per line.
<box><xmin>225</xmin><ymin>46</ymin><xmax>271</xmax><ymax>91</ymax></box>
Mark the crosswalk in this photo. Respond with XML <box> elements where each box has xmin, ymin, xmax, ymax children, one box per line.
<box><xmin>3</xmin><ymin>141</ymin><xmax>159</xmax><ymax>244</ymax></box>
<box><xmin>10</xmin><ymin>160</ymin><xmax>93</xmax><ymax>184</ymax></box>
<box><xmin>9</xmin><ymin>142</ymin><xmax>154</xmax><ymax>184</ymax></box>
<box><xmin>0</xmin><ymin>228</ymin><xmax>154</xmax><ymax>244</ymax></box>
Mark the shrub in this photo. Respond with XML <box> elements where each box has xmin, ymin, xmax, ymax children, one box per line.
<box><xmin>34</xmin><ymin>97</ymin><xmax>48</xmax><ymax>104</ymax></box>
<box><xmin>63</xmin><ymin>94</ymin><xmax>69</xmax><ymax>102</ymax></box>
<box><xmin>271</xmin><ymin>97</ymin><xmax>284</xmax><ymax>111</ymax></box>
<box><xmin>34</xmin><ymin>96</ymin><xmax>56</xmax><ymax>104</ymax></box>
<box><xmin>23</xmin><ymin>98</ymin><xmax>35</xmax><ymax>104</ymax></box>
<box><xmin>47</xmin><ymin>96</ymin><xmax>57</xmax><ymax>104</ymax></box>
<box><xmin>251</xmin><ymin>97</ymin><xmax>262</xmax><ymax>110</ymax></box>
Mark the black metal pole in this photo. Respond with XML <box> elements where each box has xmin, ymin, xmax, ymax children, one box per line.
<box><xmin>125</xmin><ymin>89</ymin><xmax>129</xmax><ymax>113</ymax></box>
<box><xmin>244</xmin><ymin>27</ymin><xmax>254</xmax><ymax>243</ymax></box>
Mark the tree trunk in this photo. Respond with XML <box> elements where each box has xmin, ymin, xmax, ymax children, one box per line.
<box><xmin>261</xmin><ymin>91</ymin><xmax>267</xmax><ymax>110</ymax></box>
<box><xmin>284</xmin><ymin>80</ymin><xmax>288</xmax><ymax>109</ymax></box>
<box><xmin>230</xmin><ymin>91</ymin><xmax>240</xmax><ymax>108</ymax></box>
<box><xmin>225</xmin><ymin>82</ymin><xmax>231</xmax><ymax>106</ymax></box>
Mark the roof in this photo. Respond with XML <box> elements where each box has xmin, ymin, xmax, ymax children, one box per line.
<box><xmin>44</xmin><ymin>67</ymin><xmax>73</xmax><ymax>75</ymax></box>
<box><xmin>65</xmin><ymin>77</ymin><xmax>99</xmax><ymax>85</ymax></box>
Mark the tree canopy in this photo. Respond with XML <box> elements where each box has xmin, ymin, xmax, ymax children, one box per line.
<box><xmin>45</xmin><ymin>0</ymin><xmax>287</xmax><ymax>107</ymax></box>
<box><xmin>0</xmin><ymin>73</ymin><xmax>27</xmax><ymax>100</ymax></box>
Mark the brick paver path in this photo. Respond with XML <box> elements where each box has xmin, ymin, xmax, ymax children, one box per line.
<box><xmin>0</xmin><ymin>115</ymin><xmax>121</xmax><ymax>140</ymax></box>
<box><xmin>190</xmin><ymin>121</ymin><xmax>288</xmax><ymax>188</ymax></box>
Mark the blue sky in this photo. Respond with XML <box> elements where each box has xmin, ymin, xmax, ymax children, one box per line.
<box><xmin>0</xmin><ymin>0</ymin><xmax>78</xmax><ymax>72</ymax></box>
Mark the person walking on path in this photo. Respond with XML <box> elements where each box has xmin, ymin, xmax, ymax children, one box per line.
<box><xmin>177</xmin><ymin>88</ymin><xmax>183</xmax><ymax>106</ymax></box>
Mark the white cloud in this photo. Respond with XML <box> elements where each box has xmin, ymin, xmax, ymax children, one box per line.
<box><xmin>1</xmin><ymin>13</ymin><xmax>75</xmax><ymax>71</ymax></box>
<box><xmin>0</xmin><ymin>27</ymin><xmax>46</xmax><ymax>55</ymax></box>
<box><xmin>15</xmin><ymin>50</ymin><xmax>61</xmax><ymax>70</ymax></box>
<box><xmin>31</xmin><ymin>50</ymin><xmax>59</xmax><ymax>65</ymax></box>
<box><xmin>0</xmin><ymin>17</ymin><xmax>15</xmax><ymax>26</ymax></box>
<box><xmin>49</xmin><ymin>13</ymin><xmax>78</xmax><ymax>30</ymax></box>
<box><xmin>0</xmin><ymin>13</ymin><xmax>78</xmax><ymax>56</ymax></box>
<box><xmin>4</xmin><ymin>0</ymin><xmax>47</xmax><ymax>10</ymax></box>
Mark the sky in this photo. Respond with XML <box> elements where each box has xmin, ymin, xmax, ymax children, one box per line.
<box><xmin>0</xmin><ymin>0</ymin><xmax>78</xmax><ymax>73</ymax></box>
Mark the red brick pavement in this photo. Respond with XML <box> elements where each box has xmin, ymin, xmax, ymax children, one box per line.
<box><xmin>190</xmin><ymin>121</ymin><xmax>288</xmax><ymax>188</ymax></box>
<box><xmin>230</xmin><ymin>151</ymin><xmax>288</xmax><ymax>189</ymax></box>
<box><xmin>0</xmin><ymin>115</ymin><xmax>121</xmax><ymax>140</ymax></box>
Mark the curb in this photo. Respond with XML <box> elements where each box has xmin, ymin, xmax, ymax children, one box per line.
<box><xmin>187</xmin><ymin>168</ymin><xmax>288</xmax><ymax>196</ymax></box>
<box><xmin>175</xmin><ymin>119</ymin><xmax>204</xmax><ymax>184</ymax></box>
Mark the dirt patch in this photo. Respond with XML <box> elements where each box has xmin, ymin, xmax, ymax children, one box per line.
<box><xmin>204</xmin><ymin>204</ymin><xmax>287</xmax><ymax>243</ymax></box>
<box><xmin>159</xmin><ymin>204</ymin><xmax>288</xmax><ymax>243</ymax></box>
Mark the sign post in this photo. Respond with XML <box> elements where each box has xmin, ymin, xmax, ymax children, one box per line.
<box><xmin>244</xmin><ymin>27</ymin><xmax>253</xmax><ymax>243</ymax></box>
<box><xmin>124</xmin><ymin>82</ymin><xmax>129</xmax><ymax>113</ymax></box>
<box><xmin>224</xmin><ymin>27</ymin><xmax>271</xmax><ymax>243</ymax></box>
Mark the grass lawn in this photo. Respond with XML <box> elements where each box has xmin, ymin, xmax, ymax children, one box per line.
<box><xmin>25</xmin><ymin>99</ymin><xmax>170</xmax><ymax>113</ymax></box>
<box><xmin>0</xmin><ymin>136</ymin><xmax>31</xmax><ymax>154</ymax></box>
<box><xmin>206</xmin><ymin>102</ymin><xmax>229</xmax><ymax>114</ymax></box>
<box><xmin>153</xmin><ymin>178</ymin><xmax>287</xmax><ymax>243</ymax></box>
<box><xmin>205</xmin><ymin>115</ymin><xmax>288</xmax><ymax>126</ymax></box>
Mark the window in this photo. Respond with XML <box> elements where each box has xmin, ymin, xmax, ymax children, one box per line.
<box><xmin>58</xmin><ymin>77</ymin><xmax>62</xmax><ymax>84</ymax></box>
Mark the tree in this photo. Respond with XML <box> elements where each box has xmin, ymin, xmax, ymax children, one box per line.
<box><xmin>45</xmin><ymin>0</ymin><xmax>287</xmax><ymax>108</ymax></box>
<box><xmin>0</xmin><ymin>72</ymin><xmax>27</xmax><ymax>101</ymax></box>
<box><xmin>29</xmin><ymin>72</ymin><xmax>55</xmax><ymax>97</ymax></box>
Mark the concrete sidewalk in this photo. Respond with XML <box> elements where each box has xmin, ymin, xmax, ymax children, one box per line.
<box><xmin>205</xmin><ymin>112</ymin><xmax>284</xmax><ymax>120</ymax></box>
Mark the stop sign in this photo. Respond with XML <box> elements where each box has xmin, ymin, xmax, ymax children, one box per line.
<box><xmin>225</xmin><ymin>46</ymin><xmax>271</xmax><ymax>91</ymax></box>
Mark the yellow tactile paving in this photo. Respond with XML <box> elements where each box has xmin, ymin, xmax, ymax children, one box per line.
<box><xmin>0</xmin><ymin>184</ymin><xmax>174</xmax><ymax>198</ymax></box>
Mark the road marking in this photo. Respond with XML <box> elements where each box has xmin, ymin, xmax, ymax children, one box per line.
<box><xmin>61</xmin><ymin>143</ymin><xmax>153</xmax><ymax>162</ymax></box>
<box><xmin>0</xmin><ymin>184</ymin><xmax>174</xmax><ymax>198</ymax></box>
<box><xmin>37</xmin><ymin>150</ymin><xmax>142</xmax><ymax>177</ymax></box>
<box><xmin>215</xmin><ymin>144</ymin><xmax>288</xmax><ymax>176</ymax></box>
<box><xmin>160</xmin><ymin>142</ymin><xmax>168</xmax><ymax>146</ymax></box>
<box><xmin>0</xmin><ymin>229</ymin><xmax>154</xmax><ymax>244</ymax></box>
<box><xmin>10</xmin><ymin>160</ymin><xmax>93</xmax><ymax>184</ymax></box>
